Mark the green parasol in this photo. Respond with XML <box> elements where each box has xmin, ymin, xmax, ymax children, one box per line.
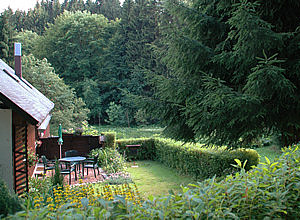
<box><xmin>58</xmin><ymin>124</ymin><xmax>63</xmax><ymax>158</ymax></box>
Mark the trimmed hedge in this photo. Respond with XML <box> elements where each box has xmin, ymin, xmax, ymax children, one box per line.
<box><xmin>116</xmin><ymin>138</ymin><xmax>156</xmax><ymax>160</ymax></box>
<box><xmin>102</xmin><ymin>132</ymin><xmax>116</xmax><ymax>149</ymax></box>
<box><xmin>116</xmin><ymin>138</ymin><xmax>259</xmax><ymax>179</ymax></box>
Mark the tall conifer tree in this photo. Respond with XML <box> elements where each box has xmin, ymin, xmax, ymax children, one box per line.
<box><xmin>154</xmin><ymin>0</ymin><xmax>300</xmax><ymax>146</ymax></box>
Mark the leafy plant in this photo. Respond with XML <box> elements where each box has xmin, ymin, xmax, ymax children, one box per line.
<box><xmin>105</xmin><ymin>102</ymin><xmax>127</xmax><ymax>126</ymax></box>
<box><xmin>103</xmin><ymin>172</ymin><xmax>133</xmax><ymax>185</ymax></box>
<box><xmin>90</xmin><ymin>148</ymin><xmax>126</xmax><ymax>174</ymax></box>
<box><xmin>28</xmin><ymin>176</ymin><xmax>52</xmax><ymax>197</ymax></box>
<box><xmin>10</xmin><ymin>145</ymin><xmax>300</xmax><ymax>219</ymax></box>
<box><xmin>27</xmin><ymin>148</ymin><xmax>39</xmax><ymax>167</ymax></box>
<box><xmin>50</xmin><ymin>160</ymin><xmax>64</xmax><ymax>188</ymax></box>
<box><xmin>0</xmin><ymin>178</ymin><xmax>23</xmax><ymax>217</ymax></box>
<box><xmin>101</xmin><ymin>132</ymin><xmax>116</xmax><ymax>149</ymax></box>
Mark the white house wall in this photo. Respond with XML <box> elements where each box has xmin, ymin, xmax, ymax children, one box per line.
<box><xmin>0</xmin><ymin>109</ymin><xmax>13</xmax><ymax>191</ymax></box>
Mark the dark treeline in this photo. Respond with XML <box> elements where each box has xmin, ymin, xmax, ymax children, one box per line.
<box><xmin>1</xmin><ymin>0</ymin><xmax>300</xmax><ymax>147</ymax></box>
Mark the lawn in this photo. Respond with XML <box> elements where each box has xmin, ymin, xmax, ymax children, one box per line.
<box><xmin>126</xmin><ymin>160</ymin><xmax>194</xmax><ymax>198</ymax></box>
<box><xmin>92</xmin><ymin>125</ymin><xmax>164</xmax><ymax>139</ymax></box>
<box><xmin>255</xmin><ymin>145</ymin><xmax>282</xmax><ymax>163</ymax></box>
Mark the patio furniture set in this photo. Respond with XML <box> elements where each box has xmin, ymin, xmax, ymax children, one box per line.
<box><xmin>40</xmin><ymin>150</ymin><xmax>100</xmax><ymax>184</ymax></box>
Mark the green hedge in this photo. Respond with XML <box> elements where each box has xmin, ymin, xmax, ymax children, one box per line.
<box><xmin>116</xmin><ymin>138</ymin><xmax>259</xmax><ymax>179</ymax></box>
<box><xmin>101</xmin><ymin>132</ymin><xmax>116</xmax><ymax>149</ymax></box>
<box><xmin>154</xmin><ymin>138</ymin><xmax>259</xmax><ymax>179</ymax></box>
<box><xmin>116</xmin><ymin>138</ymin><xmax>156</xmax><ymax>160</ymax></box>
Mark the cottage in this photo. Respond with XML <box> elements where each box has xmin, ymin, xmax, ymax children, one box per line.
<box><xmin>0</xmin><ymin>43</ymin><xmax>54</xmax><ymax>194</ymax></box>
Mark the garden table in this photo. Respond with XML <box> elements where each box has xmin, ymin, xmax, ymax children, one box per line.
<box><xmin>59</xmin><ymin>156</ymin><xmax>86</xmax><ymax>175</ymax></box>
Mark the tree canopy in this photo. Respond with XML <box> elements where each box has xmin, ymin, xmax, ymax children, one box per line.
<box><xmin>153</xmin><ymin>0</ymin><xmax>300</xmax><ymax>147</ymax></box>
<box><xmin>22</xmin><ymin>54</ymin><xmax>89</xmax><ymax>132</ymax></box>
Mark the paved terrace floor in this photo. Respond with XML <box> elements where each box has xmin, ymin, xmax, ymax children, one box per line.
<box><xmin>34</xmin><ymin>163</ymin><xmax>106</xmax><ymax>185</ymax></box>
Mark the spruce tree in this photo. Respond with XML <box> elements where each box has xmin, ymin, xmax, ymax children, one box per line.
<box><xmin>154</xmin><ymin>0</ymin><xmax>300</xmax><ymax>147</ymax></box>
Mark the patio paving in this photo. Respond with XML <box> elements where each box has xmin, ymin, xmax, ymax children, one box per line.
<box><xmin>34</xmin><ymin>163</ymin><xmax>107</xmax><ymax>185</ymax></box>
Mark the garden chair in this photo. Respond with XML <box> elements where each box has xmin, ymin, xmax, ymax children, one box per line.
<box><xmin>41</xmin><ymin>155</ymin><xmax>55</xmax><ymax>174</ymax></box>
<box><xmin>82</xmin><ymin>155</ymin><xmax>99</xmax><ymax>178</ymax></box>
<box><xmin>65</xmin><ymin>150</ymin><xmax>79</xmax><ymax>157</ymax></box>
<box><xmin>60</xmin><ymin>163</ymin><xmax>77</xmax><ymax>185</ymax></box>
<box><xmin>65</xmin><ymin>150</ymin><xmax>80</xmax><ymax>170</ymax></box>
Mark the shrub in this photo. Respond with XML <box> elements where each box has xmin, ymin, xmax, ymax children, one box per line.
<box><xmin>91</xmin><ymin>148</ymin><xmax>126</xmax><ymax>174</ymax></box>
<box><xmin>0</xmin><ymin>178</ymin><xmax>23</xmax><ymax>217</ymax></box>
<box><xmin>103</xmin><ymin>172</ymin><xmax>133</xmax><ymax>185</ymax></box>
<box><xmin>50</xmin><ymin>160</ymin><xmax>64</xmax><ymax>188</ymax></box>
<box><xmin>28</xmin><ymin>176</ymin><xmax>52</xmax><ymax>197</ymax></box>
<box><xmin>155</xmin><ymin>138</ymin><xmax>259</xmax><ymax>179</ymax></box>
<box><xmin>101</xmin><ymin>132</ymin><xmax>116</xmax><ymax>149</ymax></box>
<box><xmin>105</xmin><ymin>102</ymin><xmax>127</xmax><ymax>126</ymax></box>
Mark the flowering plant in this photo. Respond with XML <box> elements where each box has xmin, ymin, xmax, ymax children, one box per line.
<box><xmin>27</xmin><ymin>148</ymin><xmax>39</xmax><ymax>167</ymax></box>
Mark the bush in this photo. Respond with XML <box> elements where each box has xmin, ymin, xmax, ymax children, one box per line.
<box><xmin>0</xmin><ymin>178</ymin><xmax>23</xmax><ymax>217</ymax></box>
<box><xmin>91</xmin><ymin>148</ymin><xmax>126</xmax><ymax>174</ymax></box>
<box><xmin>50</xmin><ymin>160</ymin><xmax>64</xmax><ymax>187</ymax></box>
<box><xmin>154</xmin><ymin>138</ymin><xmax>259</xmax><ymax>179</ymax></box>
<box><xmin>101</xmin><ymin>132</ymin><xmax>116</xmax><ymax>149</ymax></box>
<box><xmin>105</xmin><ymin>102</ymin><xmax>127</xmax><ymax>126</ymax></box>
<box><xmin>103</xmin><ymin>172</ymin><xmax>133</xmax><ymax>185</ymax></box>
<box><xmin>28</xmin><ymin>176</ymin><xmax>52</xmax><ymax>197</ymax></box>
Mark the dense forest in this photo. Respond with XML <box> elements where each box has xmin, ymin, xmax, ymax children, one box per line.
<box><xmin>1</xmin><ymin>0</ymin><xmax>300</xmax><ymax>148</ymax></box>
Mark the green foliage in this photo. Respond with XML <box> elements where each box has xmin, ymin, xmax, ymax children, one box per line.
<box><xmin>91</xmin><ymin>148</ymin><xmax>126</xmax><ymax>174</ymax></box>
<box><xmin>0</xmin><ymin>10</ymin><xmax>15</xmax><ymax>66</ymax></box>
<box><xmin>103</xmin><ymin>172</ymin><xmax>133</xmax><ymax>185</ymax></box>
<box><xmin>22</xmin><ymin>54</ymin><xmax>89</xmax><ymax>132</ymax></box>
<box><xmin>153</xmin><ymin>0</ymin><xmax>300</xmax><ymax>147</ymax></box>
<box><xmin>28</xmin><ymin>176</ymin><xmax>52</xmax><ymax>198</ymax></box>
<box><xmin>0</xmin><ymin>178</ymin><xmax>23</xmax><ymax>217</ymax></box>
<box><xmin>34</xmin><ymin>10</ymin><xmax>112</xmax><ymax>121</ymax></box>
<box><xmin>105</xmin><ymin>102</ymin><xmax>127</xmax><ymax>126</ymax></box>
<box><xmin>14</xmin><ymin>30</ymin><xmax>39</xmax><ymax>55</ymax></box>
<box><xmin>154</xmin><ymin>138</ymin><xmax>259</xmax><ymax>179</ymax></box>
<box><xmin>117</xmin><ymin>138</ymin><xmax>259</xmax><ymax>179</ymax></box>
<box><xmin>10</xmin><ymin>146</ymin><xmax>300</xmax><ymax>219</ymax></box>
<box><xmin>101</xmin><ymin>132</ymin><xmax>116</xmax><ymax>149</ymax></box>
<box><xmin>134</xmin><ymin>109</ymin><xmax>150</xmax><ymax>125</ymax></box>
<box><xmin>50</xmin><ymin>160</ymin><xmax>64</xmax><ymax>188</ymax></box>
<box><xmin>117</xmin><ymin>138</ymin><xmax>156</xmax><ymax>161</ymax></box>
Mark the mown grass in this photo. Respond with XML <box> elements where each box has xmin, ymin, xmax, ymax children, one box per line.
<box><xmin>126</xmin><ymin>160</ymin><xmax>194</xmax><ymax>199</ymax></box>
<box><xmin>92</xmin><ymin>125</ymin><xmax>164</xmax><ymax>139</ymax></box>
<box><xmin>255</xmin><ymin>145</ymin><xmax>282</xmax><ymax>162</ymax></box>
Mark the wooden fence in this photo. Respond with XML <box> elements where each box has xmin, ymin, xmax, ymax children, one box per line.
<box><xmin>37</xmin><ymin>134</ymin><xmax>103</xmax><ymax>160</ymax></box>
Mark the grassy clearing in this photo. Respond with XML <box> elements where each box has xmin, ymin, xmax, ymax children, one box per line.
<box><xmin>126</xmin><ymin>160</ymin><xmax>194</xmax><ymax>199</ymax></box>
<box><xmin>92</xmin><ymin>125</ymin><xmax>164</xmax><ymax>139</ymax></box>
<box><xmin>255</xmin><ymin>145</ymin><xmax>282</xmax><ymax>162</ymax></box>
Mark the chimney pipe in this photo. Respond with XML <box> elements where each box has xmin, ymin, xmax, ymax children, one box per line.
<box><xmin>14</xmin><ymin>43</ymin><xmax>22</xmax><ymax>78</ymax></box>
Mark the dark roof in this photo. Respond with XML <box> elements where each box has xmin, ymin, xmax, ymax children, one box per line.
<box><xmin>0</xmin><ymin>59</ymin><xmax>54</xmax><ymax>125</ymax></box>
